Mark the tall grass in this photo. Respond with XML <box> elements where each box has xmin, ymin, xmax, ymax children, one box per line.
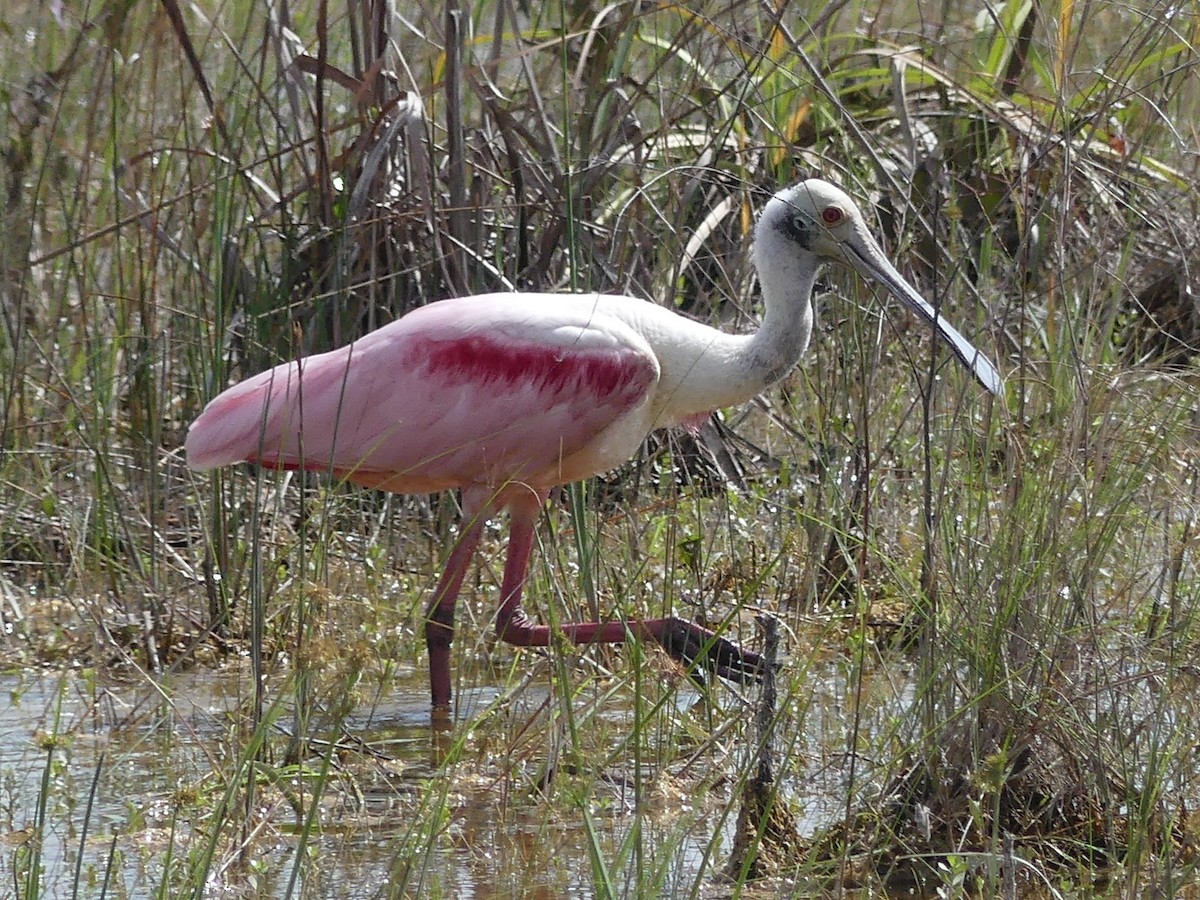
<box><xmin>0</xmin><ymin>0</ymin><xmax>1197</xmax><ymax>896</ymax></box>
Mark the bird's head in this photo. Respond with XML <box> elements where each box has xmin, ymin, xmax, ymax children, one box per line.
<box><xmin>761</xmin><ymin>178</ymin><xmax>1003</xmax><ymax>396</ymax></box>
<box><xmin>768</xmin><ymin>179</ymin><xmax>867</xmax><ymax>263</ymax></box>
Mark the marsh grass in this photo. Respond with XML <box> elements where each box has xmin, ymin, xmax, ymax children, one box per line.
<box><xmin>1</xmin><ymin>0</ymin><xmax>1198</xmax><ymax>896</ymax></box>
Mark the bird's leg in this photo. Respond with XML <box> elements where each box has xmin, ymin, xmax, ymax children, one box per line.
<box><xmin>425</xmin><ymin>517</ymin><xmax>485</xmax><ymax>709</ymax></box>
<box><xmin>493</xmin><ymin>506</ymin><xmax>765</xmax><ymax>686</ymax></box>
<box><xmin>642</xmin><ymin>616</ymin><xmax>767</xmax><ymax>685</ymax></box>
<box><xmin>492</xmin><ymin>503</ymin><xmax>541</xmax><ymax>641</ymax></box>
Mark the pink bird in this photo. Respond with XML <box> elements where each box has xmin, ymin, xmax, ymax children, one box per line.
<box><xmin>186</xmin><ymin>180</ymin><xmax>1002</xmax><ymax>709</ymax></box>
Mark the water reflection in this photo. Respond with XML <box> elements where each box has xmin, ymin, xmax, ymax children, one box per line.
<box><xmin>0</xmin><ymin>660</ymin><xmax>868</xmax><ymax>898</ymax></box>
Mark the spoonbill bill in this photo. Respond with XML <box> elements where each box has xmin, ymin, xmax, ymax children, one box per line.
<box><xmin>186</xmin><ymin>179</ymin><xmax>1002</xmax><ymax>709</ymax></box>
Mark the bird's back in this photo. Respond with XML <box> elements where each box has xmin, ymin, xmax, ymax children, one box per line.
<box><xmin>185</xmin><ymin>294</ymin><xmax>663</xmax><ymax>495</ymax></box>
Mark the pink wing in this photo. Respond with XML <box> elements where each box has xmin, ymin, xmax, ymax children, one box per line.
<box><xmin>185</xmin><ymin>295</ymin><xmax>660</xmax><ymax>495</ymax></box>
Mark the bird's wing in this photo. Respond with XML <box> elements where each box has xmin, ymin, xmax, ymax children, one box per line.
<box><xmin>185</xmin><ymin>295</ymin><xmax>660</xmax><ymax>493</ymax></box>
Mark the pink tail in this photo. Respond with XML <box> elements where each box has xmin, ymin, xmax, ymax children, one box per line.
<box><xmin>185</xmin><ymin>363</ymin><xmax>301</xmax><ymax>470</ymax></box>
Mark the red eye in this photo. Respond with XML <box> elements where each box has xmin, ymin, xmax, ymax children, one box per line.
<box><xmin>821</xmin><ymin>206</ymin><xmax>844</xmax><ymax>225</ymax></box>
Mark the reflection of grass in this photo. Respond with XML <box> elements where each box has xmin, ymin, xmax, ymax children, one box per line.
<box><xmin>2</xmin><ymin>0</ymin><xmax>1198</xmax><ymax>895</ymax></box>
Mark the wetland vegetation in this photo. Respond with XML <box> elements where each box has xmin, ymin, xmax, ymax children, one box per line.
<box><xmin>1</xmin><ymin>0</ymin><xmax>1198</xmax><ymax>896</ymax></box>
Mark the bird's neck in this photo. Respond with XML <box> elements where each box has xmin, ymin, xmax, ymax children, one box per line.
<box><xmin>741</xmin><ymin>245</ymin><xmax>820</xmax><ymax>394</ymax></box>
<box><xmin>641</xmin><ymin>242</ymin><xmax>820</xmax><ymax>429</ymax></box>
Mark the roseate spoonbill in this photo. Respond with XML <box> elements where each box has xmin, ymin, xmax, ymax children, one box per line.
<box><xmin>186</xmin><ymin>179</ymin><xmax>1002</xmax><ymax>709</ymax></box>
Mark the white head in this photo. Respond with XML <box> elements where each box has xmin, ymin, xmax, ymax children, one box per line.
<box><xmin>756</xmin><ymin>179</ymin><xmax>1002</xmax><ymax>395</ymax></box>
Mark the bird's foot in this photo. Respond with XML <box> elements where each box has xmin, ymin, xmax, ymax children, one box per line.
<box><xmin>651</xmin><ymin>616</ymin><xmax>768</xmax><ymax>686</ymax></box>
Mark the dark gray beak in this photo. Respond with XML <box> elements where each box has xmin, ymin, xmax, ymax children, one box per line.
<box><xmin>845</xmin><ymin>232</ymin><xmax>1003</xmax><ymax>396</ymax></box>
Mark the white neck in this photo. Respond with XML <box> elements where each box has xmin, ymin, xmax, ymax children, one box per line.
<box><xmin>643</xmin><ymin>219</ymin><xmax>819</xmax><ymax>426</ymax></box>
<box><xmin>743</xmin><ymin>226</ymin><xmax>820</xmax><ymax>393</ymax></box>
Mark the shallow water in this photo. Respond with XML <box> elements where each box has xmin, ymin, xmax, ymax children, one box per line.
<box><xmin>1</xmin><ymin>664</ymin><xmax>848</xmax><ymax>898</ymax></box>
<box><xmin>6</xmin><ymin>656</ymin><xmax>1186</xmax><ymax>898</ymax></box>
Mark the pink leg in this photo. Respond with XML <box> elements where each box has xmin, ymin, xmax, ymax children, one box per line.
<box><xmin>493</xmin><ymin>504</ymin><xmax>764</xmax><ymax>686</ymax></box>
<box><xmin>425</xmin><ymin>517</ymin><xmax>485</xmax><ymax>709</ymax></box>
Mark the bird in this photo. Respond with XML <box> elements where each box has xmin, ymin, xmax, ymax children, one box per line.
<box><xmin>185</xmin><ymin>179</ymin><xmax>1002</xmax><ymax>710</ymax></box>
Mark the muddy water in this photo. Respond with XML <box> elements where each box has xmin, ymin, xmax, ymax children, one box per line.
<box><xmin>0</xmin><ymin>664</ymin><xmax>862</xmax><ymax>897</ymax></box>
